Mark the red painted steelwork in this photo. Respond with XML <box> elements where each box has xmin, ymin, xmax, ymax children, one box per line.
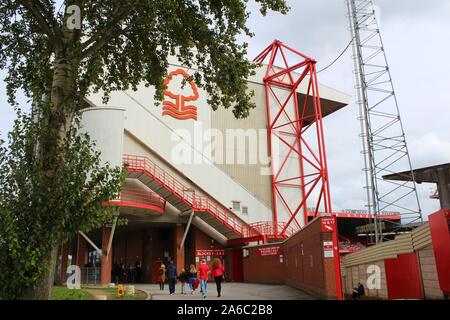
<box><xmin>254</xmin><ymin>40</ymin><xmax>332</xmax><ymax>235</ymax></box>
<box><xmin>255</xmin><ymin>40</ymin><xmax>341</xmax><ymax>299</ymax></box>
<box><xmin>308</xmin><ymin>210</ymin><xmax>402</xmax><ymax>220</ymax></box>
<box><xmin>104</xmin><ymin>188</ymin><xmax>166</xmax><ymax>213</ymax></box>
<box><xmin>123</xmin><ymin>154</ymin><xmax>263</xmax><ymax>241</ymax></box>
<box><xmin>250</xmin><ymin>221</ymin><xmax>296</xmax><ymax>238</ymax></box>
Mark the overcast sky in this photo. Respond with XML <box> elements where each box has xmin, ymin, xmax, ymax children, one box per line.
<box><xmin>241</xmin><ymin>0</ymin><xmax>450</xmax><ymax>217</ymax></box>
<box><xmin>1</xmin><ymin>0</ymin><xmax>449</xmax><ymax>218</ymax></box>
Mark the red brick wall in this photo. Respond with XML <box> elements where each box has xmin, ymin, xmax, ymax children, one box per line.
<box><xmin>243</xmin><ymin>245</ymin><xmax>285</xmax><ymax>284</ymax></box>
<box><xmin>241</xmin><ymin>217</ymin><xmax>339</xmax><ymax>299</ymax></box>
<box><xmin>192</xmin><ymin>227</ymin><xmax>226</xmax><ymax>281</ymax></box>
<box><xmin>283</xmin><ymin>218</ymin><xmax>337</xmax><ymax>298</ymax></box>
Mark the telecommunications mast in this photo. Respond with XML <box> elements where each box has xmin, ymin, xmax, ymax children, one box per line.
<box><xmin>346</xmin><ymin>0</ymin><xmax>422</xmax><ymax>243</ymax></box>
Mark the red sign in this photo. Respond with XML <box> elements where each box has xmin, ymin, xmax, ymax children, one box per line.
<box><xmin>162</xmin><ymin>69</ymin><xmax>199</xmax><ymax>120</ymax></box>
<box><xmin>195</xmin><ymin>249</ymin><xmax>225</xmax><ymax>257</ymax></box>
<box><xmin>321</xmin><ymin>217</ymin><xmax>336</xmax><ymax>233</ymax></box>
<box><xmin>323</xmin><ymin>241</ymin><xmax>333</xmax><ymax>250</ymax></box>
<box><xmin>323</xmin><ymin>241</ymin><xmax>334</xmax><ymax>258</ymax></box>
<box><xmin>257</xmin><ymin>246</ymin><xmax>283</xmax><ymax>256</ymax></box>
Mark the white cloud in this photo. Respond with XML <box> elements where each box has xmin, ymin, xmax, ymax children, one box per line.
<box><xmin>1</xmin><ymin>0</ymin><xmax>448</xmax><ymax>218</ymax></box>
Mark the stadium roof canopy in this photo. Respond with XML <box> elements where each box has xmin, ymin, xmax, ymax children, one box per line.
<box><xmin>383</xmin><ymin>163</ymin><xmax>450</xmax><ymax>184</ymax></box>
<box><xmin>383</xmin><ymin>163</ymin><xmax>450</xmax><ymax>209</ymax></box>
<box><xmin>249</xmin><ymin>64</ymin><xmax>351</xmax><ymax>125</ymax></box>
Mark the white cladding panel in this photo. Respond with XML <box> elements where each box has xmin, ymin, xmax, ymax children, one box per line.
<box><xmin>268</xmin><ymin>86</ymin><xmax>305</xmax><ymax>228</ymax></box>
<box><xmin>83</xmin><ymin>63</ymin><xmax>350</xmax><ymax>227</ymax></box>
<box><xmin>79</xmin><ymin>107</ymin><xmax>125</xmax><ymax>168</ymax></box>
<box><xmin>86</xmin><ymin>66</ymin><xmax>273</xmax><ymax>223</ymax></box>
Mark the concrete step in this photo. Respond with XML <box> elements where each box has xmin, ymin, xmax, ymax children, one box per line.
<box><xmin>196</xmin><ymin>212</ymin><xmax>241</xmax><ymax>239</ymax></box>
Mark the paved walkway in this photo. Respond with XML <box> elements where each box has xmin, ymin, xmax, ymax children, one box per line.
<box><xmin>135</xmin><ymin>283</ymin><xmax>315</xmax><ymax>300</ymax></box>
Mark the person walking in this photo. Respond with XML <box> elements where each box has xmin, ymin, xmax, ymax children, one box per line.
<box><xmin>167</xmin><ymin>260</ymin><xmax>178</xmax><ymax>295</ymax></box>
<box><xmin>212</xmin><ymin>258</ymin><xmax>225</xmax><ymax>297</ymax></box>
<box><xmin>198</xmin><ymin>259</ymin><xmax>210</xmax><ymax>299</ymax></box>
<box><xmin>188</xmin><ymin>264</ymin><xmax>198</xmax><ymax>294</ymax></box>
<box><xmin>158</xmin><ymin>264</ymin><xmax>166</xmax><ymax>290</ymax></box>
<box><xmin>178</xmin><ymin>268</ymin><xmax>189</xmax><ymax>295</ymax></box>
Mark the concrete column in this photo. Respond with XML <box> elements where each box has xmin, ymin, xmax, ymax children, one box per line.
<box><xmin>60</xmin><ymin>242</ymin><xmax>69</xmax><ymax>280</ymax></box>
<box><xmin>174</xmin><ymin>224</ymin><xmax>185</xmax><ymax>273</ymax></box>
<box><xmin>436</xmin><ymin>167</ymin><xmax>450</xmax><ymax>209</ymax></box>
<box><xmin>101</xmin><ymin>226</ymin><xmax>113</xmax><ymax>285</ymax></box>
<box><xmin>76</xmin><ymin>234</ymin><xmax>87</xmax><ymax>268</ymax></box>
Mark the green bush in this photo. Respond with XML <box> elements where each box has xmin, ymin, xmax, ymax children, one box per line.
<box><xmin>51</xmin><ymin>287</ymin><xmax>93</xmax><ymax>300</ymax></box>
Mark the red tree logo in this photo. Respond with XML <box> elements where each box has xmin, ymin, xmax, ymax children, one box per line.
<box><xmin>162</xmin><ymin>69</ymin><xmax>199</xmax><ymax>120</ymax></box>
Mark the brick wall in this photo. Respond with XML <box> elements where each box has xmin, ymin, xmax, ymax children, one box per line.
<box><xmin>283</xmin><ymin>218</ymin><xmax>338</xmax><ymax>299</ymax></box>
<box><xmin>242</xmin><ymin>217</ymin><xmax>340</xmax><ymax>299</ymax></box>
<box><xmin>192</xmin><ymin>226</ymin><xmax>226</xmax><ymax>281</ymax></box>
<box><xmin>418</xmin><ymin>245</ymin><xmax>445</xmax><ymax>299</ymax></box>
<box><xmin>343</xmin><ymin>261</ymin><xmax>388</xmax><ymax>299</ymax></box>
<box><xmin>243</xmin><ymin>244</ymin><xmax>285</xmax><ymax>284</ymax></box>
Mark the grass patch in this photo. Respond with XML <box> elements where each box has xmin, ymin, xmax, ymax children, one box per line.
<box><xmin>83</xmin><ymin>286</ymin><xmax>145</xmax><ymax>300</ymax></box>
<box><xmin>52</xmin><ymin>287</ymin><xmax>94</xmax><ymax>300</ymax></box>
<box><xmin>104</xmin><ymin>287</ymin><xmax>139</xmax><ymax>300</ymax></box>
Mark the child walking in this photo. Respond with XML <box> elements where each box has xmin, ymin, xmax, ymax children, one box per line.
<box><xmin>178</xmin><ymin>268</ymin><xmax>189</xmax><ymax>295</ymax></box>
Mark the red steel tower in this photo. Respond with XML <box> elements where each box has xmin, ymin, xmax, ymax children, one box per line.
<box><xmin>255</xmin><ymin>39</ymin><xmax>343</xmax><ymax>299</ymax></box>
<box><xmin>255</xmin><ymin>40</ymin><xmax>332</xmax><ymax>235</ymax></box>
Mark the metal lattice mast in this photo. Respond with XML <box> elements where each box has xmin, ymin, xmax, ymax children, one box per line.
<box><xmin>346</xmin><ymin>0</ymin><xmax>423</xmax><ymax>243</ymax></box>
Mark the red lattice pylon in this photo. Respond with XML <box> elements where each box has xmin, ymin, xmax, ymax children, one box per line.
<box><xmin>254</xmin><ymin>40</ymin><xmax>332</xmax><ymax>236</ymax></box>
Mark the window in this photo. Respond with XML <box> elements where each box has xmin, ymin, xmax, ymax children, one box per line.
<box><xmin>242</xmin><ymin>206</ymin><xmax>248</xmax><ymax>215</ymax></box>
<box><xmin>232</xmin><ymin>201</ymin><xmax>241</xmax><ymax>211</ymax></box>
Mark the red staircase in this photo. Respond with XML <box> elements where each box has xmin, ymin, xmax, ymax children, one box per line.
<box><xmin>105</xmin><ymin>188</ymin><xmax>166</xmax><ymax>214</ymax></box>
<box><xmin>123</xmin><ymin>154</ymin><xmax>264</xmax><ymax>241</ymax></box>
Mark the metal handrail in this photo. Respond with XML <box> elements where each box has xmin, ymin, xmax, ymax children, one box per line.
<box><xmin>123</xmin><ymin>154</ymin><xmax>295</xmax><ymax>239</ymax></box>
<box><xmin>123</xmin><ymin>155</ymin><xmax>251</xmax><ymax>237</ymax></box>
<box><xmin>112</xmin><ymin>188</ymin><xmax>165</xmax><ymax>207</ymax></box>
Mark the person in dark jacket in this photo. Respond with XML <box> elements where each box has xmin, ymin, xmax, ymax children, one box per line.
<box><xmin>167</xmin><ymin>260</ymin><xmax>178</xmax><ymax>295</ymax></box>
<box><xmin>178</xmin><ymin>268</ymin><xmax>190</xmax><ymax>295</ymax></box>
<box><xmin>352</xmin><ymin>282</ymin><xmax>365</xmax><ymax>300</ymax></box>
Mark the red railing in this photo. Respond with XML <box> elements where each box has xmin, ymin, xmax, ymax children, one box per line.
<box><xmin>123</xmin><ymin>154</ymin><xmax>257</xmax><ymax>238</ymax></box>
<box><xmin>193</xmin><ymin>196</ymin><xmax>248</xmax><ymax>237</ymax></box>
<box><xmin>249</xmin><ymin>221</ymin><xmax>297</xmax><ymax>238</ymax></box>
<box><xmin>307</xmin><ymin>209</ymin><xmax>402</xmax><ymax>220</ymax></box>
<box><xmin>122</xmin><ymin>154</ymin><xmax>300</xmax><ymax>240</ymax></box>
<box><xmin>123</xmin><ymin>155</ymin><xmax>196</xmax><ymax>206</ymax></box>
<box><xmin>106</xmin><ymin>188</ymin><xmax>166</xmax><ymax>213</ymax></box>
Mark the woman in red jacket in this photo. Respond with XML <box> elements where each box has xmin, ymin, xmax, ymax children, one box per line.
<box><xmin>211</xmin><ymin>258</ymin><xmax>225</xmax><ymax>297</ymax></box>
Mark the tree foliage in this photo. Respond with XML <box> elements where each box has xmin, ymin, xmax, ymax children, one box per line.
<box><xmin>0</xmin><ymin>0</ymin><xmax>288</xmax><ymax>118</ymax></box>
<box><xmin>0</xmin><ymin>0</ymin><xmax>288</xmax><ymax>299</ymax></box>
<box><xmin>0</xmin><ymin>110</ymin><xmax>123</xmax><ymax>299</ymax></box>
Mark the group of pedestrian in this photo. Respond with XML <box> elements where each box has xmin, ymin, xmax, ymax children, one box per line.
<box><xmin>158</xmin><ymin>258</ymin><xmax>225</xmax><ymax>299</ymax></box>
<box><xmin>112</xmin><ymin>257</ymin><xmax>143</xmax><ymax>284</ymax></box>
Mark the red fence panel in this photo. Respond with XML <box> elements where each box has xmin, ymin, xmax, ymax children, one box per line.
<box><xmin>385</xmin><ymin>253</ymin><xmax>423</xmax><ymax>300</ymax></box>
<box><xmin>429</xmin><ymin>209</ymin><xmax>450</xmax><ymax>294</ymax></box>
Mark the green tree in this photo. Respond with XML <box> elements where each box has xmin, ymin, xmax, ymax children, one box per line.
<box><xmin>0</xmin><ymin>110</ymin><xmax>123</xmax><ymax>299</ymax></box>
<box><xmin>0</xmin><ymin>0</ymin><xmax>288</xmax><ymax>299</ymax></box>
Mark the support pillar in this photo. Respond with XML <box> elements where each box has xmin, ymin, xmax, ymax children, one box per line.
<box><xmin>436</xmin><ymin>167</ymin><xmax>450</xmax><ymax>210</ymax></box>
<box><xmin>174</xmin><ymin>224</ymin><xmax>185</xmax><ymax>273</ymax></box>
<box><xmin>76</xmin><ymin>234</ymin><xmax>87</xmax><ymax>268</ymax></box>
<box><xmin>60</xmin><ymin>242</ymin><xmax>69</xmax><ymax>280</ymax></box>
<box><xmin>101</xmin><ymin>226</ymin><xmax>113</xmax><ymax>285</ymax></box>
